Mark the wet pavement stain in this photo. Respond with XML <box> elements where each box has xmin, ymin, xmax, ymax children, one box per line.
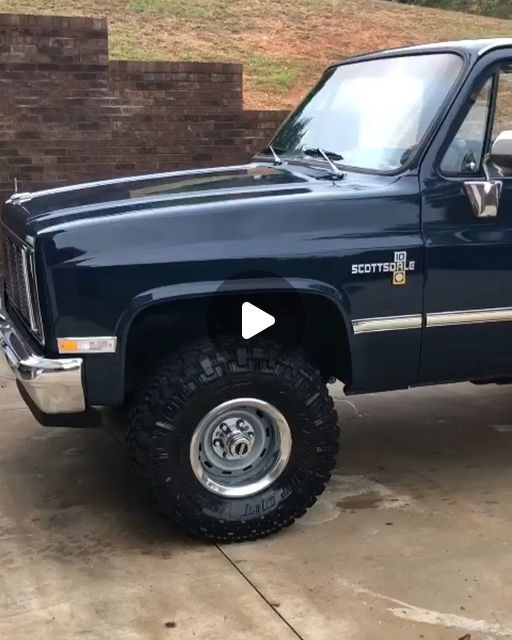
<box><xmin>336</xmin><ymin>492</ymin><xmax>382</xmax><ymax>510</ymax></box>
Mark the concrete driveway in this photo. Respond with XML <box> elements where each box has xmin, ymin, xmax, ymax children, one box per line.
<box><xmin>1</xmin><ymin>364</ymin><xmax>512</xmax><ymax>640</ymax></box>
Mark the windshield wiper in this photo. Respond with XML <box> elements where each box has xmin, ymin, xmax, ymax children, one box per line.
<box><xmin>303</xmin><ymin>147</ymin><xmax>344</xmax><ymax>178</ymax></box>
<box><xmin>261</xmin><ymin>144</ymin><xmax>284</xmax><ymax>165</ymax></box>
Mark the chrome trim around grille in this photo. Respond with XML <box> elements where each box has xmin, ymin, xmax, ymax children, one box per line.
<box><xmin>352</xmin><ymin>314</ymin><xmax>423</xmax><ymax>334</ymax></box>
<box><xmin>427</xmin><ymin>307</ymin><xmax>512</xmax><ymax>328</ymax></box>
<box><xmin>3</xmin><ymin>230</ymin><xmax>44</xmax><ymax>343</ymax></box>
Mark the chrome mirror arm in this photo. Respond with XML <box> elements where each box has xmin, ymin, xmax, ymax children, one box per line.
<box><xmin>482</xmin><ymin>153</ymin><xmax>492</xmax><ymax>181</ymax></box>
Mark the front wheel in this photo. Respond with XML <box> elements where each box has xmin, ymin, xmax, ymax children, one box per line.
<box><xmin>127</xmin><ymin>339</ymin><xmax>339</xmax><ymax>542</ymax></box>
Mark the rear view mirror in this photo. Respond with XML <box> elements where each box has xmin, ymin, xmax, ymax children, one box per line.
<box><xmin>490</xmin><ymin>130</ymin><xmax>512</xmax><ymax>174</ymax></box>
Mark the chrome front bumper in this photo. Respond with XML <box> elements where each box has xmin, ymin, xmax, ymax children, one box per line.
<box><xmin>0</xmin><ymin>306</ymin><xmax>85</xmax><ymax>414</ymax></box>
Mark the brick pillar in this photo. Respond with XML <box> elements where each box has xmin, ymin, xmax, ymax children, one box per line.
<box><xmin>0</xmin><ymin>14</ymin><xmax>110</xmax><ymax>201</ymax></box>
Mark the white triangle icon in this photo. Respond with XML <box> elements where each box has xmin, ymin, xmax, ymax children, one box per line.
<box><xmin>242</xmin><ymin>302</ymin><xmax>275</xmax><ymax>340</ymax></box>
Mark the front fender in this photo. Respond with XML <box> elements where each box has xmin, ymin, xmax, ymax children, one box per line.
<box><xmin>76</xmin><ymin>276</ymin><xmax>351</xmax><ymax>408</ymax></box>
<box><xmin>117</xmin><ymin>276</ymin><xmax>353</xmax><ymax>354</ymax></box>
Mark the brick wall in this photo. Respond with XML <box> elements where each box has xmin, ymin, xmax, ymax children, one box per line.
<box><xmin>0</xmin><ymin>13</ymin><xmax>288</xmax><ymax>204</ymax></box>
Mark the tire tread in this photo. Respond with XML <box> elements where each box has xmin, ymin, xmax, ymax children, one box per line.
<box><xmin>127</xmin><ymin>338</ymin><xmax>339</xmax><ymax>542</ymax></box>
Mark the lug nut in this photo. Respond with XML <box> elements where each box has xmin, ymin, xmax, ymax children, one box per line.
<box><xmin>213</xmin><ymin>439</ymin><xmax>223</xmax><ymax>448</ymax></box>
<box><xmin>220</xmin><ymin>423</ymin><xmax>229</xmax><ymax>434</ymax></box>
<box><xmin>236</xmin><ymin>419</ymin><xmax>245</xmax><ymax>429</ymax></box>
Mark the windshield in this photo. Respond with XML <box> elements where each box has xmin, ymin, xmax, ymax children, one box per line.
<box><xmin>271</xmin><ymin>53</ymin><xmax>463</xmax><ymax>172</ymax></box>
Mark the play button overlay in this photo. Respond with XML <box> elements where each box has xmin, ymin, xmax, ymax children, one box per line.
<box><xmin>242</xmin><ymin>302</ymin><xmax>275</xmax><ymax>340</ymax></box>
<box><xmin>206</xmin><ymin>269</ymin><xmax>307</xmax><ymax>352</ymax></box>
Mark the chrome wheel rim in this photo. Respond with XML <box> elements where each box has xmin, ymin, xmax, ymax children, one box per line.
<box><xmin>189</xmin><ymin>398</ymin><xmax>292</xmax><ymax>498</ymax></box>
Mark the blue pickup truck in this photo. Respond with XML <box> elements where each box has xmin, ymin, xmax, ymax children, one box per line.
<box><xmin>3</xmin><ymin>39</ymin><xmax>512</xmax><ymax>542</ymax></box>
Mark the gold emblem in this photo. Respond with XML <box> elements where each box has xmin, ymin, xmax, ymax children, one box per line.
<box><xmin>392</xmin><ymin>270</ymin><xmax>406</xmax><ymax>286</ymax></box>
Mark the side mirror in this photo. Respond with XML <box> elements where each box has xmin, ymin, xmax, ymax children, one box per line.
<box><xmin>464</xmin><ymin>137</ymin><xmax>506</xmax><ymax>218</ymax></box>
<box><xmin>464</xmin><ymin>178</ymin><xmax>502</xmax><ymax>218</ymax></box>
<box><xmin>490</xmin><ymin>130</ymin><xmax>512</xmax><ymax>175</ymax></box>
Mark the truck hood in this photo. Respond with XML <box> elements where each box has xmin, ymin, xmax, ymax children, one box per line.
<box><xmin>2</xmin><ymin>161</ymin><xmax>399</xmax><ymax>239</ymax></box>
<box><xmin>3</xmin><ymin>163</ymin><xmax>316</xmax><ymax>233</ymax></box>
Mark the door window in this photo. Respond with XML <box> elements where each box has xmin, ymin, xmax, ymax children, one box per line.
<box><xmin>491</xmin><ymin>66</ymin><xmax>512</xmax><ymax>144</ymax></box>
<box><xmin>441</xmin><ymin>78</ymin><xmax>492</xmax><ymax>175</ymax></box>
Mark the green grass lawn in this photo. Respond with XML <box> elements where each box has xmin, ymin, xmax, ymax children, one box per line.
<box><xmin>1</xmin><ymin>0</ymin><xmax>512</xmax><ymax>108</ymax></box>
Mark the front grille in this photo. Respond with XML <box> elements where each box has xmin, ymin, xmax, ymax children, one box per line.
<box><xmin>3</xmin><ymin>232</ymin><xmax>44</xmax><ymax>343</ymax></box>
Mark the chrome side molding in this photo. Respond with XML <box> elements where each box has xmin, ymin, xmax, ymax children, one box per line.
<box><xmin>352</xmin><ymin>314</ymin><xmax>422</xmax><ymax>334</ymax></box>
<box><xmin>353</xmin><ymin>306</ymin><xmax>512</xmax><ymax>334</ymax></box>
<box><xmin>427</xmin><ymin>307</ymin><xmax>512</xmax><ymax>328</ymax></box>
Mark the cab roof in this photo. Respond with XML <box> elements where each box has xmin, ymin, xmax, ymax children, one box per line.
<box><xmin>333</xmin><ymin>38</ymin><xmax>512</xmax><ymax>68</ymax></box>
<box><xmin>382</xmin><ymin>38</ymin><xmax>512</xmax><ymax>56</ymax></box>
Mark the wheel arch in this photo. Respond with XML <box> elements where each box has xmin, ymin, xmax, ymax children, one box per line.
<box><xmin>119</xmin><ymin>278</ymin><xmax>354</xmax><ymax>401</ymax></box>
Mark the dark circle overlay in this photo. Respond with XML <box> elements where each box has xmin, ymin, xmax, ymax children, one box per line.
<box><xmin>206</xmin><ymin>270</ymin><xmax>307</xmax><ymax>352</ymax></box>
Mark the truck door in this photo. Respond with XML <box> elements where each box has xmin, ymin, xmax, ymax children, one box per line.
<box><xmin>420</xmin><ymin>50</ymin><xmax>512</xmax><ymax>382</ymax></box>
